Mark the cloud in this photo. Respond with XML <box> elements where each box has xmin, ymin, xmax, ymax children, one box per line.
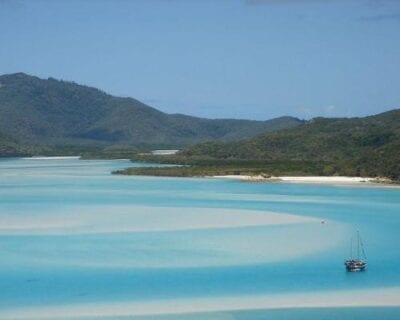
<box><xmin>323</xmin><ymin>105</ymin><xmax>336</xmax><ymax>116</ymax></box>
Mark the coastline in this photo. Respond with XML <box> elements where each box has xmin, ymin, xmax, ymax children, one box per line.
<box><xmin>4</xmin><ymin>287</ymin><xmax>400</xmax><ymax>319</ymax></box>
<box><xmin>212</xmin><ymin>175</ymin><xmax>396</xmax><ymax>185</ymax></box>
<box><xmin>112</xmin><ymin>160</ymin><xmax>398</xmax><ymax>186</ymax></box>
<box><xmin>16</xmin><ymin>156</ymin><xmax>397</xmax><ymax>186</ymax></box>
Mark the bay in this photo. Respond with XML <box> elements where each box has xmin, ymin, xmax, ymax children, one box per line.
<box><xmin>0</xmin><ymin>157</ymin><xmax>399</xmax><ymax>319</ymax></box>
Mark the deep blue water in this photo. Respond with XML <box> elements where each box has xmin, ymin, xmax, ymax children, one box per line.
<box><xmin>0</xmin><ymin>157</ymin><xmax>399</xmax><ymax>319</ymax></box>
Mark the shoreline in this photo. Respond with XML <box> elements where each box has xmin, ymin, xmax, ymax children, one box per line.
<box><xmin>212</xmin><ymin>175</ymin><xmax>396</xmax><ymax>185</ymax></box>
<box><xmin>8</xmin><ymin>156</ymin><xmax>398</xmax><ymax>186</ymax></box>
<box><xmin>4</xmin><ymin>287</ymin><xmax>400</xmax><ymax>319</ymax></box>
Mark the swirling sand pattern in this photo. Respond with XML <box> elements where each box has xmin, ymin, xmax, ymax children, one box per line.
<box><xmin>0</xmin><ymin>157</ymin><xmax>400</xmax><ymax>319</ymax></box>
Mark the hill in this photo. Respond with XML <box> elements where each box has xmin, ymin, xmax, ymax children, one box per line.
<box><xmin>0</xmin><ymin>73</ymin><xmax>302</xmax><ymax>148</ymax></box>
<box><xmin>0</xmin><ymin>130</ymin><xmax>40</xmax><ymax>157</ymax></box>
<box><xmin>180</xmin><ymin>109</ymin><xmax>400</xmax><ymax>180</ymax></box>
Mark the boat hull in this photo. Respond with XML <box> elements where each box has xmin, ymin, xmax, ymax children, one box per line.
<box><xmin>345</xmin><ymin>259</ymin><xmax>366</xmax><ymax>272</ymax></box>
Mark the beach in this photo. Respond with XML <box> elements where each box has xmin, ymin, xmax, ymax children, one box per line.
<box><xmin>212</xmin><ymin>175</ymin><xmax>389</xmax><ymax>184</ymax></box>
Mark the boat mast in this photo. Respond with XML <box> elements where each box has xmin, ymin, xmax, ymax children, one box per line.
<box><xmin>357</xmin><ymin>231</ymin><xmax>360</xmax><ymax>260</ymax></box>
<box><xmin>359</xmin><ymin>233</ymin><xmax>367</xmax><ymax>260</ymax></box>
<box><xmin>350</xmin><ymin>236</ymin><xmax>353</xmax><ymax>259</ymax></box>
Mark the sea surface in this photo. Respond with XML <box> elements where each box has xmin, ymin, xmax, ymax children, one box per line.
<box><xmin>0</xmin><ymin>157</ymin><xmax>399</xmax><ymax>319</ymax></box>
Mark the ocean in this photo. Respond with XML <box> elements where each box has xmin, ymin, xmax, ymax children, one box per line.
<box><xmin>0</xmin><ymin>157</ymin><xmax>399</xmax><ymax>319</ymax></box>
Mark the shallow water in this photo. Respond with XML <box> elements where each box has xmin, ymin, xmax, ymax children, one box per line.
<box><xmin>118</xmin><ymin>307</ymin><xmax>400</xmax><ymax>320</ymax></box>
<box><xmin>0</xmin><ymin>157</ymin><xmax>399</xmax><ymax>319</ymax></box>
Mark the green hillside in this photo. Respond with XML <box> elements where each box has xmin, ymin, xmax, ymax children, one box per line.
<box><xmin>0</xmin><ymin>131</ymin><xmax>40</xmax><ymax>157</ymax></box>
<box><xmin>181</xmin><ymin>109</ymin><xmax>400</xmax><ymax>180</ymax></box>
<box><xmin>0</xmin><ymin>73</ymin><xmax>302</xmax><ymax>147</ymax></box>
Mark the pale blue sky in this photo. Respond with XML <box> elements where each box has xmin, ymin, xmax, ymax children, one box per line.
<box><xmin>1</xmin><ymin>0</ymin><xmax>399</xmax><ymax>120</ymax></box>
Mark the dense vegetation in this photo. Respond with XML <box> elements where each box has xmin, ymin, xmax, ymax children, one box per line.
<box><xmin>114</xmin><ymin>158</ymin><xmax>329</xmax><ymax>177</ymax></box>
<box><xmin>180</xmin><ymin>109</ymin><xmax>400</xmax><ymax>180</ymax></box>
<box><xmin>0</xmin><ymin>73</ymin><xmax>302</xmax><ymax>149</ymax></box>
<box><xmin>0</xmin><ymin>131</ymin><xmax>43</xmax><ymax>157</ymax></box>
<box><xmin>117</xmin><ymin>110</ymin><xmax>400</xmax><ymax>181</ymax></box>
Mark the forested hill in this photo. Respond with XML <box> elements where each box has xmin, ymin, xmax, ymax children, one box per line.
<box><xmin>0</xmin><ymin>131</ymin><xmax>37</xmax><ymax>156</ymax></box>
<box><xmin>0</xmin><ymin>73</ymin><xmax>302</xmax><ymax>147</ymax></box>
<box><xmin>182</xmin><ymin>109</ymin><xmax>400</xmax><ymax>180</ymax></box>
<box><xmin>0</xmin><ymin>131</ymin><xmax>19</xmax><ymax>156</ymax></box>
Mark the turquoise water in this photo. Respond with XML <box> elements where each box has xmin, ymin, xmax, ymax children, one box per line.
<box><xmin>0</xmin><ymin>157</ymin><xmax>399</xmax><ymax>319</ymax></box>
<box><xmin>77</xmin><ymin>307</ymin><xmax>400</xmax><ymax>320</ymax></box>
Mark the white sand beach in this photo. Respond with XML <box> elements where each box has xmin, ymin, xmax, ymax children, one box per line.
<box><xmin>23</xmin><ymin>156</ymin><xmax>81</xmax><ymax>160</ymax></box>
<box><xmin>4</xmin><ymin>287</ymin><xmax>400</xmax><ymax>319</ymax></box>
<box><xmin>278</xmin><ymin>176</ymin><xmax>376</xmax><ymax>183</ymax></box>
<box><xmin>213</xmin><ymin>175</ymin><xmax>381</xmax><ymax>184</ymax></box>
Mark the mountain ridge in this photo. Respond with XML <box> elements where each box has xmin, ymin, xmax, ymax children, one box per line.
<box><xmin>0</xmin><ymin>73</ymin><xmax>303</xmax><ymax>148</ymax></box>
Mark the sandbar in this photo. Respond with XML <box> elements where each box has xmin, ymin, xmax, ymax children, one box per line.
<box><xmin>4</xmin><ymin>287</ymin><xmax>400</xmax><ymax>319</ymax></box>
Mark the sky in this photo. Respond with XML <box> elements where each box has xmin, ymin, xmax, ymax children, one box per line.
<box><xmin>0</xmin><ymin>0</ymin><xmax>399</xmax><ymax>120</ymax></box>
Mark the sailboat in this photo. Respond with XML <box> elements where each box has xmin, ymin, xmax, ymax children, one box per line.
<box><xmin>344</xmin><ymin>231</ymin><xmax>367</xmax><ymax>272</ymax></box>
